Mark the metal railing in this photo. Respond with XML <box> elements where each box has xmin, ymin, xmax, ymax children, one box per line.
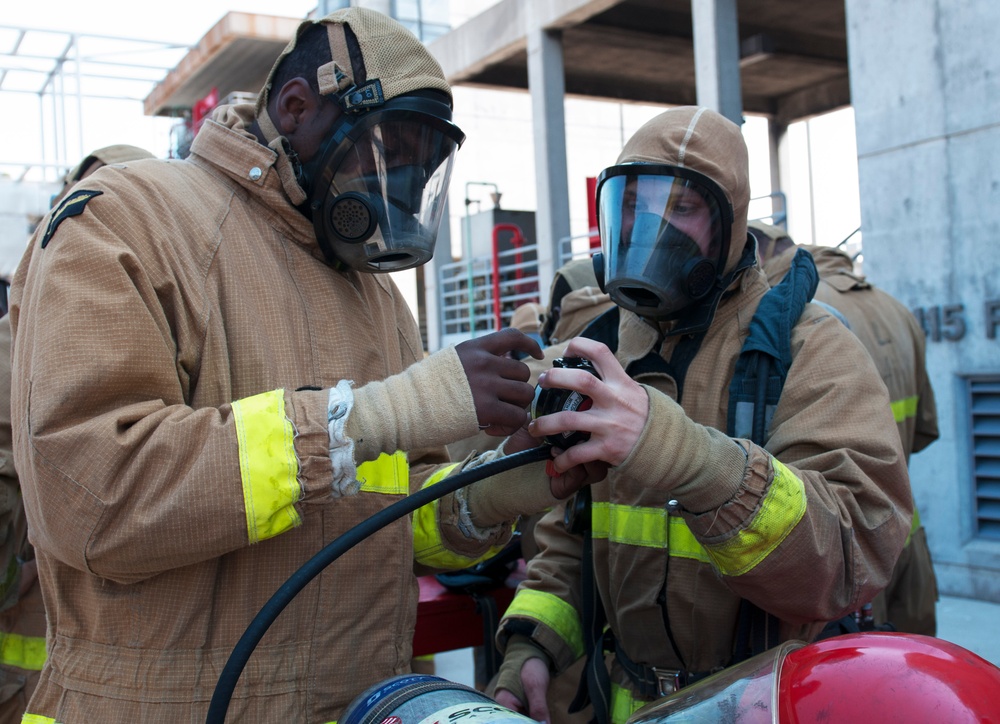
<box><xmin>439</xmin><ymin>238</ymin><xmax>541</xmax><ymax>341</ymax></box>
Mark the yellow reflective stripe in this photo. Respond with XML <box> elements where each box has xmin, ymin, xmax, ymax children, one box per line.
<box><xmin>591</xmin><ymin>502</ymin><xmax>711</xmax><ymax>564</ymax></box>
<box><xmin>667</xmin><ymin>517</ymin><xmax>713</xmax><ymax>564</ymax></box>
<box><xmin>905</xmin><ymin>507</ymin><xmax>921</xmax><ymax>547</ymax></box>
<box><xmin>592</xmin><ymin>502</ymin><xmax>665</xmax><ymax>547</ymax></box>
<box><xmin>22</xmin><ymin>715</ymin><xmax>57</xmax><ymax>724</ymax></box>
<box><xmin>0</xmin><ymin>632</ymin><xmax>46</xmax><ymax>670</ymax></box>
<box><xmin>704</xmin><ymin>458</ymin><xmax>807</xmax><ymax>577</ymax></box>
<box><xmin>505</xmin><ymin>588</ymin><xmax>584</xmax><ymax>659</ymax></box>
<box><xmin>412</xmin><ymin>464</ymin><xmax>503</xmax><ymax>569</ymax></box>
<box><xmin>358</xmin><ymin>452</ymin><xmax>409</xmax><ymax>495</ymax></box>
<box><xmin>611</xmin><ymin>682</ymin><xmax>644</xmax><ymax>724</ymax></box>
<box><xmin>412</xmin><ymin>463</ymin><xmax>458</xmax><ymax>567</ymax></box>
<box><xmin>891</xmin><ymin>395</ymin><xmax>919</xmax><ymax>423</ymax></box>
<box><xmin>232</xmin><ymin>389</ymin><xmax>301</xmax><ymax>544</ymax></box>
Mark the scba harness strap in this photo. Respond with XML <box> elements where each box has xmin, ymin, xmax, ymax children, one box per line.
<box><xmin>568</xmin><ymin>244</ymin><xmax>819</xmax><ymax>722</ymax></box>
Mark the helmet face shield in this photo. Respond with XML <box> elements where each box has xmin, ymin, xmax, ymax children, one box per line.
<box><xmin>309</xmin><ymin>96</ymin><xmax>465</xmax><ymax>272</ymax></box>
<box><xmin>596</xmin><ymin>165</ymin><xmax>732</xmax><ymax>319</ymax></box>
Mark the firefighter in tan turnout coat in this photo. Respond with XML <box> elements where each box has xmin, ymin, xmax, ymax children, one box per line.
<box><xmin>492</xmin><ymin>107</ymin><xmax>912</xmax><ymax>724</ymax></box>
<box><xmin>756</xmin><ymin>224</ymin><xmax>939</xmax><ymax>635</ymax></box>
<box><xmin>7</xmin><ymin>9</ymin><xmax>601</xmax><ymax>723</ymax></box>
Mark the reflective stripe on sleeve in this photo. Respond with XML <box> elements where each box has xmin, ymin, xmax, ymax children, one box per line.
<box><xmin>591</xmin><ymin>502</ymin><xmax>712</xmax><ymax>564</ymax></box>
<box><xmin>504</xmin><ymin>588</ymin><xmax>585</xmax><ymax>660</ymax></box>
<box><xmin>358</xmin><ymin>452</ymin><xmax>409</xmax><ymax>495</ymax></box>
<box><xmin>411</xmin><ymin>464</ymin><xmax>507</xmax><ymax>569</ymax></box>
<box><xmin>703</xmin><ymin>457</ymin><xmax>807</xmax><ymax>577</ymax></box>
<box><xmin>232</xmin><ymin>389</ymin><xmax>301</xmax><ymax>544</ymax></box>
<box><xmin>0</xmin><ymin>631</ymin><xmax>46</xmax><ymax>670</ymax></box>
<box><xmin>22</xmin><ymin>716</ymin><xmax>58</xmax><ymax>724</ymax></box>
<box><xmin>891</xmin><ymin>395</ymin><xmax>919</xmax><ymax>423</ymax></box>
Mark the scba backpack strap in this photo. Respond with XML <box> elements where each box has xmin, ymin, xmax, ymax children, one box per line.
<box><xmin>728</xmin><ymin>247</ymin><xmax>819</xmax><ymax>662</ymax></box>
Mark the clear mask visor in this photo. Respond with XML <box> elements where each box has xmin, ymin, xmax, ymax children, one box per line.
<box><xmin>598</xmin><ymin>170</ymin><xmax>727</xmax><ymax>318</ymax></box>
<box><xmin>626</xmin><ymin>641</ymin><xmax>805</xmax><ymax>724</ymax></box>
<box><xmin>319</xmin><ymin>114</ymin><xmax>462</xmax><ymax>272</ymax></box>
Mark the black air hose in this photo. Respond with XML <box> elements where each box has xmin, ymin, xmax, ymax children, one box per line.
<box><xmin>206</xmin><ymin>444</ymin><xmax>552</xmax><ymax>724</ymax></box>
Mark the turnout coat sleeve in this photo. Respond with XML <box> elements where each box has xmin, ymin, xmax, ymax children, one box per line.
<box><xmin>668</xmin><ymin>303</ymin><xmax>911</xmax><ymax>624</ymax></box>
<box><xmin>10</xmin><ymin>176</ymin><xmax>291</xmax><ymax>583</ymax></box>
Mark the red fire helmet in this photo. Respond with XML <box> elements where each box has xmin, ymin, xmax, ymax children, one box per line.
<box><xmin>628</xmin><ymin>633</ymin><xmax>1000</xmax><ymax>723</ymax></box>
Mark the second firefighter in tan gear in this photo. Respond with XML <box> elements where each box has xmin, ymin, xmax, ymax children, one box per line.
<box><xmin>754</xmin><ymin>221</ymin><xmax>939</xmax><ymax>635</ymax></box>
<box><xmin>493</xmin><ymin>107</ymin><xmax>912</xmax><ymax>724</ymax></box>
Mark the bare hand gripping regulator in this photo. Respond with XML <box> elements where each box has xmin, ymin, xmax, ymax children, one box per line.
<box><xmin>530</xmin><ymin>356</ymin><xmax>601</xmax><ymax>448</ymax></box>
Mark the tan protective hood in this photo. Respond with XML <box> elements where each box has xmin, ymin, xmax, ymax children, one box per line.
<box><xmin>65</xmin><ymin>144</ymin><xmax>154</xmax><ymax>181</ymax></box>
<box><xmin>616</xmin><ymin>106</ymin><xmax>750</xmax><ymax>275</ymax></box>
<box><xmin>253</xmin><ymin>7</ymin><xmax>452</xmax><ymax>206</ymax></box>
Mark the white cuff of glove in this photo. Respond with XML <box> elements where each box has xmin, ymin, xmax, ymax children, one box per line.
<box><xmin>328</xmin><ymin>380</ymin><xmax>360</xmax><ymax>497</ymax></box>
<box><xmin>453</xmin><ymin>486</ymin><xmax>496</xmax><ymax>543</ymax></box>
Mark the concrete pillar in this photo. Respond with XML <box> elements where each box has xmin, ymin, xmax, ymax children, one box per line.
<box><xmin>527</xmin><ymin>25</ymin><xmax>570</xmax><ymax>295</ymax></box>
<box><xmin>768</xmin><ymin>117</ymin><xmax>789</xmax><ymax>226</ymax></box>
<box><xmin>690</xmin><ymin>0</ymin><xmax>743</xmax><ymax>125</ymax></box>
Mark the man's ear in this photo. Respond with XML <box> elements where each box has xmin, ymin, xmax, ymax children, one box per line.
<box><xmin>272</xmin><ymin>78</ymin><xmax>316</xmax><ymax>136</ymax></box>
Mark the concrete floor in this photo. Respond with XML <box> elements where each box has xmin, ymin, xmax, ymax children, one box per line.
<box><xmin>935</xmin><ymin>593</ymin><xmax>1000</xmax><ymax>666</ymax></box>
<box><xmin>430</xmin><ymin>593</ymin><xmax>1000</xmax><ymax>690</ymax></box>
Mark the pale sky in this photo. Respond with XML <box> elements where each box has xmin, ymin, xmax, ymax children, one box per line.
<box><xmin>2</xmin><ymin>1</ymin><xmax>318</xmax><ymax>44</ymax></box>
<box><xmin>1</xmin><ymin>1</ymin><xmax>320</xmax><ymax>178</ymax></box>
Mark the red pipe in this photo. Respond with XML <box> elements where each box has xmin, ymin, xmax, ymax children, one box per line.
<box><xmin>491</xmin><ymin>223</ymin><xmax>527</xmax><ymax>331</ymax></box>
<box><xmin>586</xmin><ymin>176</ymin><xmax>600</xmax><ymax>249</ymax></box>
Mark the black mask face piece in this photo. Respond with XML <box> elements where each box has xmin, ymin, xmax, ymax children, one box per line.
<box><xmin>595</xmin><ymin>164</ymin><xmax>733</xmax><ymax>320</ymax></box>
<box><xmin>300</xmin><ymin>93</ymin><xmax>465</xmax><ymax>273</ymax></box>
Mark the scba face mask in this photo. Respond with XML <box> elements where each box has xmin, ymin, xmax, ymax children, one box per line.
<box><xmin>595</xmin><ymin>164</ymin><xmax>732</xmax><ymax>320</ymax></box>
<box><xmin>303</xmin><ymin>93</ymin><xmax>465</xmax><ymax>273</ymax></box>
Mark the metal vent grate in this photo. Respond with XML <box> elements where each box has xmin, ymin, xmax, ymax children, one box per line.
<box><xmin>970</xmin><ymin>376</ymin><xmax>1000</xmax><ymax>540</ymax></box>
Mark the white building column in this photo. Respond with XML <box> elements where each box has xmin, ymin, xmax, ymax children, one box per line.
<box><xmin>691</xmin><ymin>0</ymin><xmax>743</xmax><ymax>125</ymax></box>
<box><xmin>527</xmin><ymin>24</ymin><xmax>571</xmax><ymax>294</ymax></box>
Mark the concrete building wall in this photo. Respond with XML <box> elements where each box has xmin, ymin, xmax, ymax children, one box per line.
<box><xmin>846</xmin><ymin>0</ymin><xmax>1000</xmax><ymax>601</ymax></box>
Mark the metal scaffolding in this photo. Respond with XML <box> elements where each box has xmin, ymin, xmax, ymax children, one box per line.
<box><xmin>0</xmin><ymin>24</ymin><xmax>188</xmax><ymax>183</ymax></box>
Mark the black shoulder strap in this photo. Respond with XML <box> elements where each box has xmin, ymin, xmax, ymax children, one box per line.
<box><xmin>730</xmin><ymin>248</ymin><xmax>818</xmax><ymax>662</ymax></box>
<box><xmin>579</xmin><ymin>305</ymin><xmax>706</xmax><ymax>401</ymax></box>
<box><xmin>567</xmin><ymin>486</ymin><xmax>611</xmax><ymax>724</ymax></box>
<box><xmin>579</xmin><ymin>306</ymin><xmax>620</xmax><ymax>349</ymax></box>
<box><xmin>727</xmin><ymin>247</ymin><xmax>818</xmax><ymax>441</ymax></box>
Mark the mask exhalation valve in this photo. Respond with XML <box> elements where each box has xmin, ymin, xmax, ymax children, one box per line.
<box><xmin>329</xmin><ymin>192</ymin><xmax>378</xmax><ymax>243</ymax></box>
